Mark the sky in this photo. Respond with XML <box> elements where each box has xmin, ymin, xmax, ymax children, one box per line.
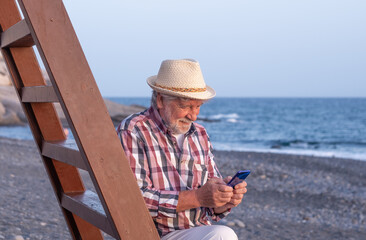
<box><xmin>62</xmin><ymin>0</ymin><xmax>366</xmax><ymax>97</ymax></box>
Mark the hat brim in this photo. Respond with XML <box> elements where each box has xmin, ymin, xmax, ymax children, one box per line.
<box><xmin>147</xmin><ymin>76</ymin><xmax>216</xmax><ymax>100</ymax></box>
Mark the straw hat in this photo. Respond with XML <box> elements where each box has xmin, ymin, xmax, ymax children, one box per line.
<box><xmin>147</xmin><ymin>59</ymin><xmax>216</xmax><ymax>100</ymax></box>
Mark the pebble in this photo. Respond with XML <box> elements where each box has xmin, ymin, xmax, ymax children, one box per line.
<box><xmin>13</xmin><ymin>236</ymin><xmax>24</xmax><ymax>240</ymax></box>
<box><xmin>40</xmin><ymin>222</ymin><xmax>47</xmax><ymax>226</ymax></box>
<box><xmin>225</xmin><ymin>219</ymin><xmax>246</xmax><ymax>228</ymax></box>
<box><xmin>234</xmin><ymin>219</ymin><xmax>246</xmax><ymax>228</ymax></box>
<box><xmin>2</xmin><ymin>137</ymin><xmax>366</xmax><ymax>240</ymax></box>
<box><xmin>226</xmin><ymin>221</ymin><xmax>236</xmax><ymax>227</ymax></box>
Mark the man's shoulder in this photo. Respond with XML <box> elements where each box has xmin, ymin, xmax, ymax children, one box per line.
<box><xmin>117</xmin><ymin>108</ymin><xmax>150</xmax><ymax>133</ymax></box>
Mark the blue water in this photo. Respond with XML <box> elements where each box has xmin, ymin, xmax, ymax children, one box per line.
<box><xmin>1</xmin><ymin>98</ymin><xmax>366</xmax><ymax>161</ymax></box>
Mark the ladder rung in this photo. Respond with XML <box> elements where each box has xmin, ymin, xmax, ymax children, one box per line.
<box><xmin>61</xmin><ymin>190</ymin><xmax>117</xmax><ymax>238</ymax></box>
<box><xmin>42</xmin><ymin>140</ymin><xmax>87</xmax><ymax>170</ymax></box>
<box><xmin>21</xmin><ymin>86</ymin><xmax>58</xmax><ymax>102</ymax></box>
<box><xmin>0</xmin><ymin>19</ymin><xmax>34</xmax><ymax>48</ymax></box>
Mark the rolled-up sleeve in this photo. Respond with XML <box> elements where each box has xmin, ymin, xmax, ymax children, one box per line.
<box><xmin>118</xmin><ymin>128</ymin><xmax>179</xmax><ymax>218</ymax></box>
<box><xmin>206</xmin><ymin>207</ymin><xmax>231</xmax><ymax>221</ymax></box>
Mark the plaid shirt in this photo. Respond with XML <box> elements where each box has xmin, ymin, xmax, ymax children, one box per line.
<box><xmin>117</xmin><ymin>106</ymin><xmax>230</xmax><ymax>237</ymax></box>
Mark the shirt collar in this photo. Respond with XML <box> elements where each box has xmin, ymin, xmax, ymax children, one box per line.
<box><xmin>148</xmin><ymin>106</ymin><xmax>197</xmax><ymax>136</ymax></box>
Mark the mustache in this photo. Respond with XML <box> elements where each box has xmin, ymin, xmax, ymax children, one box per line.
<box><xmin>179</xmin><ymin>118</ymin><xmax>193</xmax><ymax>124</ymax></box>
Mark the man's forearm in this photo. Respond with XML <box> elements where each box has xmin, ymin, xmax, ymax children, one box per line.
<box><xmin>176</xmin><ymin>189</ymin><xmax>201</xmax><ymax>212</ymax></box>
<box><xmin>177</xmin><ymin>192</ymin><xmax>230</xmax><ymax>214</ymax></box>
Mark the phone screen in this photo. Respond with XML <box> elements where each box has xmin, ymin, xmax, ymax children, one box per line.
<box><xmin>227</xmin><ymin>170</ymin><xmax>250</xmax><ymax>187</ymax></box>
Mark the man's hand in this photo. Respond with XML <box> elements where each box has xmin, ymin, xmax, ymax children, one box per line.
<box><xmin>176</xmin><ymin>177</ymin><xmax>246</xmax><ymax>213</ymax></box>
<box><xmin>229</xmin><ymin>180</ymin><xmax>247</xmax><ymax>206</ymax></box>
<box><xmin>214</xmin><ymin>176</ymin><xmax>248</xmax><ymax>214</ymax></box>
<box><xmin>195</xmin><ymin>177</ymin><xmax>234</xmax><ymax>208</ymax></box>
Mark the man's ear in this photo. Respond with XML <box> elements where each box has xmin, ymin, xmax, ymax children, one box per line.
<box><xmin>156</xmin><ymin>93</ymin><xmax>164</xmax><ymax>109</ymax></box>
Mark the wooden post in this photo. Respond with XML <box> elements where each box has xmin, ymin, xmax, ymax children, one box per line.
<box><xmin>0</xmin><ymin>0</ymin><xmax>160</xmax><ymax>239</ymax></box>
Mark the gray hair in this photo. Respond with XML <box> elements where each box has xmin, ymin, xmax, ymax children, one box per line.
<box><xmin>151</xmin><ymin>90</ymin><xmax>197</xmax><ymax>109</ymax></box>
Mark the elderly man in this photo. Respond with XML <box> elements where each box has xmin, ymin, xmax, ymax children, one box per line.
<box><xmin>117</xmin><ymin>59</ymin><xmax>247</xmax><ymax>239</ymax></box>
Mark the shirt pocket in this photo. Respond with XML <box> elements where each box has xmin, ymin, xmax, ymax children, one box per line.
<box><xmin>193</xmin><ymin>163</ymin><xmax>208</xmax><ymax>187</ymax></box>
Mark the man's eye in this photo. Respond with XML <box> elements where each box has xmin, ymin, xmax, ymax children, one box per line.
<box><xmin>179</xmin><ymin>104</ymin><xmax>201</xmax><ymax>109</ymax></box>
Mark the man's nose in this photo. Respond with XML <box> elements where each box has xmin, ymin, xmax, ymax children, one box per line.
<box><xmin>187</xmin><ymin>108</ymin><xmax>199</xmax><ymax>121</ymax></box>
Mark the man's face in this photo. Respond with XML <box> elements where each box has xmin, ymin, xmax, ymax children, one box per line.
<box><xmin>157</xmin><ymin>94</ymin><xmax>204</xmax><ymax>135</ymax></box>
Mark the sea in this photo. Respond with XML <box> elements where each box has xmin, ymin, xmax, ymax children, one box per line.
<box><xmin>1</xmin><ymin>97</ymin><xmax>366</xmax><ymax>161</ymax></box>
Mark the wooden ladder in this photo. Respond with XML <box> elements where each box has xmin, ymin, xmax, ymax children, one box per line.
<box><xmin>0</xmin><ymin>0</ymin><xmax>159</xmax><ymax>239</ymax></box>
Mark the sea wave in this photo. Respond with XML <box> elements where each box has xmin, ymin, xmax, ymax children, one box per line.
<box><xmin>210</xmin><ymin>113</ymin><xmax>240</xmax><ymax>119</ymax></box>
<box><xmin>200</xmin><ymin>113</ymin><xmax>241</xmax><ymax>123</ymax></box>
<box><xmin>269</xmin><ymin>139</ymin><xmax>366</xmax><ymax>149</ymax></box>
<box><xmin>212</xmin><ymin>142</ymin><xmax>366</xmax><ymax>161</ymax></box>
<box><xmin>1</xmin><ymin>126</ymin><xmax>366</xmax><ymax>161</ymax></box>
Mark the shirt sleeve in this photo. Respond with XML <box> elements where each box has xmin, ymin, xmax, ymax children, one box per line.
<box><xmin>205</xmin><ymin>136</ymin><xmax>231</xmax><ymax>221</ymax></box>
<box><xmin>118</xmin><ymin>128</ymin><xmax>179</xmax><ymax>219</ymax></box>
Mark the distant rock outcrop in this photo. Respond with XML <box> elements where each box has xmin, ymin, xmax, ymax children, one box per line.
<box><xmin>0</xmin><ymin>54</ymin><xmax>12</xmax><ymax>86</ymax></box>
<box><xmin>53</xmin><ymin>99</ymin><xmax>146</xmax><ymax>127</ymax></box>
<box><xmin>0</xmin><ymin>54</ymin><xmax>146</xmax><ymax>126</ymax></box>
<box><xmin>0</xmin><ymin>86</ymin><xmax>27</xmax><ymax>125</ymax></box>
<box><xmin>0</xmin><ymin>86</ymin><xmax>146</xmax><ymax>127</ymax></box>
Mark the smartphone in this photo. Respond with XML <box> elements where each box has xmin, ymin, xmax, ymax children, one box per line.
<box><xmin>227</xmin><ymin>170</ymin><xmax>250</xmax><ymax>187</ymax></box>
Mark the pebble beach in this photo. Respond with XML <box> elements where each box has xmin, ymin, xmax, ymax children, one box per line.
<box><xmin>1</xmin><ymin>137</ymin><xmax>365</xmax><ymax>240</ymax></box>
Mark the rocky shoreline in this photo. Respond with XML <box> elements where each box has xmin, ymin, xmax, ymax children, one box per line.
<box><xmin>1</xmin><ymin>137</ymin><xmax>365</xmax><ymax>239</ymax></box>
<box><xmin>0</xmin><ymin>85</ymin><xmax>146</xmax><ymax>127</ymax></box>
<box><xmin>1</xmin><ymin>53</ymin><xmax>146</xmax><ymax>127</ymax></box>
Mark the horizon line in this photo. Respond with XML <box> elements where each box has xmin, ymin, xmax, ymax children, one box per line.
<box><xmin>105</xmin><ymin>96</ymin><xmax>366</xmax><ymax>99</ymax></box>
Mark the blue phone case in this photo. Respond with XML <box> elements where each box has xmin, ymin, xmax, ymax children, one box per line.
<box><xmin>227</xmin><ymin>170</ymin><xmax>250</xmax><ymax>187</ymax></box>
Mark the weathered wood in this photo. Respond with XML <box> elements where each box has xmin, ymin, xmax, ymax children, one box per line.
<box><xmin>21</xmin><ymin>86</ymin><xmax>58</xmax><ymax>102</ymax></box>
<box><xmin>62</xmin><ymin>191</ymin><xmax>117</xmax><ymax>238</ymax></box>
<box><xmin>0</xmin><ymin>0</ymin><xmax>104</xmax><ymax>239</ymax></box>
<box><xmin>42</xmin><ymin>140</ymin><xmax>87</xmax><ymax>171</ymax></box>
<box><xmin>2</xmin><ymin>0</ymin><xmax>160</xmax><ymax>239</ymax></box>
<box><xmin>0</xmin><ymin>19</ymin><xmax>33</xmax><ymax>48</ymax></box>
<box><xmin>17</xmin><ymin>0</ymin><xmax>160</xmax><ymax>239</ymax></box>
